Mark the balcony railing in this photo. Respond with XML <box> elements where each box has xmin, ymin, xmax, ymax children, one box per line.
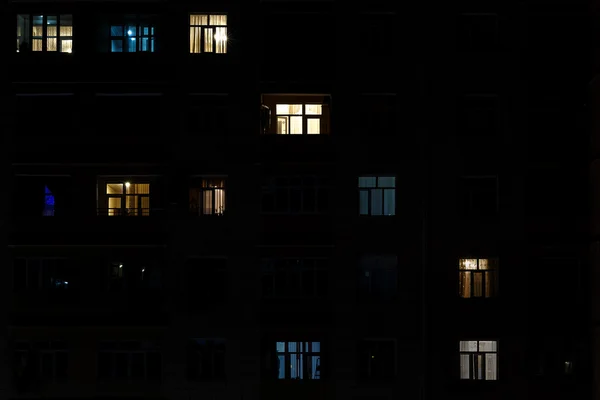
<box><xmin>97</xmin><ymin>208</ymin><xmax>151</xmax><ymax>217</ymax></box>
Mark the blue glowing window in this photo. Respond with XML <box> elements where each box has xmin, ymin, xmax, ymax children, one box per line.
<box><xmin>44</xmin><ymin>186</ymin><xmax>55</xmax><ymax>216</ymax></box>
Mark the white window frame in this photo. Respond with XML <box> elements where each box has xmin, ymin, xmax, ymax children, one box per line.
<box><xmin>459</xmin><ymin>340</ymin><xmax>498</xmax><ymax>381</ymax></box>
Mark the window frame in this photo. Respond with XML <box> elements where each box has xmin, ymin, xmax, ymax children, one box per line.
<box><xmin>458</xmin><ymin>258</ymin><xmax>498</xmax><ymax>298</ymax></box>
<box><xmin>357</xmin><ymin>338</ymin><xmax>397</xmax><ymax>380</ymax></box>
<box><xmin>99</xmin><ymin>180</ymin><xmax>151</xmax><ymax>217</ymax></box>
<box><xmin>109</xmin><ymin>18</ymin><xmax>155</xmax><ymax>53</ymax></box>
<box><xmin>13</xmin><ymin>257</ymin><xmax>72</xmax><ymax>291</ymax></box>
<box><xmin>14</xmin><ymin>341</ymin><xmax>69</xmax><ymax>382</ymax></box>
<box><xmin>186</xmin><ymin>338</ymin><xmax>227</xmax><ymax>381</ymax></box>
<box><xmin>189</xmin><ymin>13</ymin><xmax>228</xmax><ymax>54</ymax></box>
<box><xmin>459</xmin><ymin>340</ymin><xmax>499</xmax><ymax>381</ymax></box>
<box><xmin>358</xmin><ymin>175</ymin><xmax>396</xmax><ymax>216</ymax></box>
<box><xmin>261</xmin><ymin>175</ymin><xmax>330</xmax><ymax>214</ymax></box>
<box><xmin>97</xmin><ymin>341</ymin><xmax>161</xmax><ymax>381</ymax></box>
<box><xmin>16</xmin><ymin>13</ymin><xmax>73</xmax><ymax>53</ymax></box>
<box><xmin>261</xmin><ymin>258</ymin><xmax>328</xmax><ymax>298</ymax></box>
<box><xmin>275</xmin><ymin>341</ymin><xmax>321</xmax><ymax>380</ymax></box>
<box><xmin>358</xmin><ymin>254</ymin><xmax>398</xmax><ymax>298</ymax></box>
<box><xmin>189</xmin><ymin>176</ymin><xmax>227</xmax><ymax>216</ymax></box>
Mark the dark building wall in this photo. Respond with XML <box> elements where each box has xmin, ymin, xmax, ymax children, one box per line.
<box><xmin>6</xmin><ymin>0</ymin><xmax>592</xmax><ymax>399</ymax></box>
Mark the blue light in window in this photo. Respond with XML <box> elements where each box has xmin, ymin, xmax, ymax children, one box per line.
<box><xmin>44</xmin><ymin>186</ymin><xmax>55</xmax><ymax>216</ymax></box>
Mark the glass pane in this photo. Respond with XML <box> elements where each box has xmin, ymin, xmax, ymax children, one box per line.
<box><xmin>47</xmin><ymin>38</ymin><xmax>57</xmax><ymax>51</ymax></box>
<box><xmin>307</xmin><ymin>118</ymin><xmax>320</xmax><ymax>134</ymax></box>
<box><xmin>479</xmin><ymin>341</ymin><xmax>497</xmax><ymax>352</ymax></box>
<box><xmin>61</xmin><ymin>39</ymin><xmax>73</xmax><ymax>53</ymax></box>
<box><xmin>111</xmin><ymin>26</ymin><xmax>123</xmax><ymax>36</ymax></box>
<box><xmin>485</xmin><ymin>271</ymin><xmax>496</xmax><ymax>297</ymax></box>
<box><xmin>127</xmin><ymin>36</ymin><xmax>137</xmax><ymax>52</ymax></box>
<box><xmin>378</xmin><ymin>176</ymin><xmax>395</xmax><ymax>188</ymax></box>
<box><xmin>473</xmin><ymin>272</ymin><xmax>483</xmax><ymax>297</ymax></box>
<box><xmin>108</xmin><ymin>198</ymin><xmax>121</xmax><ymax>216</ymax></box>
<box><xmin>106</xmin><ymin>183</ymin><xmax>124</xmax><ymax>194</ymax></box>
<box><xmin>479</xmin><ymin>258</ymin><xmax>489</xmax><ymax>269</ymax></box>
<box><xmin>277</xmin><ymin>355</ymin><xmax>285</xmax><ymax>379</ymax></box>
<box><xmin>459</xmin><ymin>258</ymin><xmax>478</xmax><ymax>270</ymax></box>
<box><xmin>485</xmin><ymin>353</ymin><xmax>497</xmax><ymax>380</ymax></box>
<box><xmin>204</xmin><ymin>27</ymin><xmax>213</xmax><ymax>52</ymax></box>
<box><xmin>371</xmin><ymin>189</ymin><xmax>383</xmax><ymax>215</ymax></box>
<box><xmin>460</xmin><ymin>354</ymin><xmax>471</xmax><ymax>379</ymax></box>
<box><xmin>477</xmin><ymin>354</ymin><xmax>483</xmax><ymax>379</ymax></box>
<box><xmin>127</xmin><ymin>26</ymin><xmax>136</xmax><ymax>36</ymax></box>
<box><xmin>305</xmin><ymin>104</ymin><xmax>322</xmax><ymax>115</ymax></box>
<box><xmin>190</xmin><ymin>26</ymin><xmax>201</xmax><ymax>53</ymax></box>
<box><xmin>203</xmin><ymin>190</ymin><xmax>213</xmax><ymax>214</ymax></box>
<box><xmin>459</xmin><ymin>341</ymin><xmax>478</xmax><ymax>352</ymax></box>
<box><xmin>190</xmin><ymin>14</ymin><xmax>208</xmax><ymax>26</ymax></box>
<box><xmin>458</xmin><ymin>271</ymin><xmax>471</xmax><ymax>298</ymax></box>
<box><xmin>215</xmin><ymin>27</ymin><xmax>227</xmax><ymax>53</ymax></box>
<box><xmin>290</xmin><ymin>116</ymin><xmax>302</xmax><ymax>134</ymax></box>
<box><xmin>359</xmin><ymin>190</ymin><xmax>369</xmax><ymax>215</ymax></box>
<box><xmin>358</xmin><ymin>177</ymin><xmax>377</xmax><ymax>188</ymax></box>
<box><xmin>215</xmin><ymin>189</ymin><xmax>225</xmax><ymax>215</ymax></box>
<box><xmin>210</xmin><ymin>14</ymin><xmax>227</xmax><ymax>25</ymax></box>
<box><xmin>276</xmin><ymin>104</ymin><xmax>303</xmax><ymax>115</ymax></box>
<box><xmin>47</xmin><ymin>15</ymin><xmax>58</xmax><ymax>26</ymax></box>
<box><xmin>277</xmin><ymin>117</ymin><xmax>288</xmax><ymax>134</ymax></box>
<box><xmin>111</xmin><ymin>40</ymin><xmax>123</xmax><ymax>52</ymax></box>
<box><xmin>383</xmin><ymin>188</ymin><xmax>395</xmax><ymax>215</ymax></box>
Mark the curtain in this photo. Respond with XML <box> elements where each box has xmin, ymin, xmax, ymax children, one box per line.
<box><xmin>189</xmin><ymin>15</ymin><xmax>208</xmax><ymax>53</ymax></box>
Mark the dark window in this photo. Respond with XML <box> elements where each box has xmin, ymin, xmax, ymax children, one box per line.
<box><xmin>186</xmin><ymin>338</ymin><xmax>226</xmax><ymax>381</ymax></box>
<box><xmin>359</xmin><ymin>95</ymin><xmax>397</xmax><ymax>136</ymax></box>
<box><xmin>457</xmin><ymin>95</ymin><xmax>498</xmax><ymax>137</ymax></box>
<box><xmin>185</xmin><ymin>258</ymin><xmax>227</xmax><ymax>306</ymax></box>
<box><xmin>459</xmin><ymin>176</ymin><xmax>498</xmax><ymax>217</ymax></box>
<box><xmin>107</xmin><ymin>261</ymin><xmax>162</xmax><ymax>292</ymax></box>
<box><xmin>13</xmin><ymin>341</ymin><xmax>69</xmax><ymax>385</ymax></box>
<box><xmin>359</xmin><ymin>14</ymin><xmax>395</xmax><ymax>55</ymax></box>
<box><xmin>261</xmin><ymin>258</ymin><xmax>328</xmax><ymax>298</ymax></box>
<box><xmin>357</xmin><ymin>340</ymin><xmax>396</xmax><ymax>380</ymax></box>
<box><xmin>358</xmin><ymin>254</ymin><xmax>398</xmax><ymax>298</ymax></box>
<box><xmin>98</xmin><ymin>341</ymin><xmax>161</xmax><ymax>381</ymax></box>
<box><xmin>456</xmin><ymin>14</ymin><xmax>499</xmax><ymax>51</ymax></box>
<box><xmin>12</xmin><ymin>176</ymin><xmax>72</xmax><ymax>217</ymax></box>
<box><xmin>261</xmin><ymin>176</ymin><xmax>330</xmax><ymax>214</ymax></box>
<box><xmin>13</xmin><ymin>258</ymin><xmax>76</xmax><ymax>291</ymax></box>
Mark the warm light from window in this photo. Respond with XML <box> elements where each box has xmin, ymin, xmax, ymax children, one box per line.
<box><xmin>125</xmin><ymin>182</ymin><xmax>131</xmax><ymax>188</ymax></box>
<box><xmin>215</xmin><ymin>32</ymin><xmax>227</xmax><ymax>42</ymax></box>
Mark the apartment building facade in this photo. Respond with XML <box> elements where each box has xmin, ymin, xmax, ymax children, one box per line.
<box><xmin>6</xmin><ymin>0</ymin><xmax>591</xmax><ymax>399</ymax></box>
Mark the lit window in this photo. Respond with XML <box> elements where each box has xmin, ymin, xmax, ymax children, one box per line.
<box><xmin>358</xmin><ymin>176</ymin><xmax>395</xmax><ymax>216</ymax></box>
<box><xmin>110</xmin><ymin>20</ymin><xmax>154</xmax><ymax>52</ymax></box>
<box><xmin>101</xmin><ymin>181</ymin><xmax>150</xmax><ymax>216</ymax></box>
<box><xmin>44</xmin><ymin>186</ymin><xmax>55</xmax><ymax>216</ymax></box>
<box><xmin>458</xmin><ymin>258</ymin><xmax>498</xmax><ymax>298</ymax></box>
<box><xmin>16</xmin><ymin>14</ymin><xmax>73</xmax><ymax>53</ymax></box>
<box><xmin>190</xmin><ymin>14</ymin><xmax>227</xmax><ymax>53</ymax></box>
<box><xmin>276</xmin><ymin>341</ymin><xmax>321</xmax><ymax>380</ymax></box>
<box><xmin>459</xmin><ymin>340</ymin><xmax>498</xmax><ymax>380</ymax></box>
<box><xmin>189</xmin><ymin>178</ymin><xmax>226</xmax><ymax>216</ymax></box>
<box><xmin>275</xmin><ymin>104</ymin><xmax>323</xmax><ymax>134</ymax></box>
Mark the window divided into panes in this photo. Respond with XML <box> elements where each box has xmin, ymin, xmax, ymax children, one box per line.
<box><xmin>459</xmin><ymin>340</ymin><xmax>498</xmax><ymax>380</ymax></box>
<box><xmin>358</xmin><ymin>254</ymin><xmax>398</xmax><ymax>298</ymax></box>
<box><xmin>275</xmin><ymin>104</ymin><xmax>323</xmax><ymax>135</ymax></box>
<box><xmin>14</xmin><ymin>341</ymin><xmax>69</xmax><ymax>383</ymax></box>
<box><xmin>110</xmin><ymin>22</ymin><xmax>155</xmax><ymax>52</ymax></box>
<box><xmin>358</xmin><ymin>176</ymin><xmax>396</xmax><ymax>216</ymax></box>
<box><xmin>101</xmin><ymin>181</ymin><xmax>150</xmax><ymax>216</ymax></box>
<box><xmin>189</xmin><ymin>178</ymin><xmax>226</xmax><ymax>216</ymax></box>
<box><xmin>276</xmin><ymin>341</ymin><xmax>321</xmax><ymax>380</ymax></box>
<box><xmin>186</xmin><ymin>338</ymin><xmax>226</xmax><ymax>381</ymax></box>
<box><xmin>13</xmin><ymin>258</ymin><xmax>75</xmax><ymax>291</ymax></box>
<box><xmin>189</xmin><ymin>14</ymin><xmax>227</xmax><ymax>53</ymax></box>
<box><xmin>16</xmin><ymin>14</ymin><xmax>73</xmax><ymax>53</ymax></box>
<box><xmin>458</xmin><ymin>258</ymin><xmax>498</xmax><ymax>298</ymax></box>
<box><xmin>97</xmin><ymin>341</ymin><xmax>161</xmax><ymax>381</ymax></box>
<box><xmin>261</xmin><ymin>258</ymin><xmax>328</xmax><ymax>298</ymax></box>
<box><xmin>261</xmin><ymin>176</ymin><xmax>329</xmax><ymax>214</ymax></box>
